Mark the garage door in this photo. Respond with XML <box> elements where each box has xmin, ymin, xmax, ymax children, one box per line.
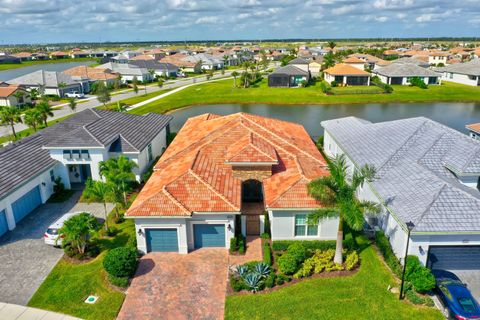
<box><xmin>427</xmin><ymin>246</ymin><xmax>480</xmax><ymax>270</ymax></box>
<box><xmin>194</xmin><ymin>224</ymin><xmax>225</xmax><ymax>249</ymax></box>
<box><xmin>146</xmin><ymin>229</ymin><xmax>178</xmax><ymax>252</ymax></box>
<box><xmin>0</xmin><ymin>209</ymin><xmax>8</xmax><ymax>237</ymax></box>
<box><xmin>12</xmin><ymin>186</ymin><xmax>42</xmax><ymax>223</ymax></box>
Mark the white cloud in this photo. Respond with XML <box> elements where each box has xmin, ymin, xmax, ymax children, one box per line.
<box><xmin>195</xmin><ymin>16</ymin><xmax>220</xmax><ymax>24</ymax></box>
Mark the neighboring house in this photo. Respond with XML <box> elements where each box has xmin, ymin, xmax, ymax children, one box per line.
<box><xmin>440</xmin><ymin>59</ymin><xmax>480</xmax><ymax>86</ymax></box>
<box><xmin>184</xmin><ymin>53</ymin><xmax>224</xmax><ymax>70</ymax></box>
<box><xmin>63</xmin><ymin>66</ymin><xmax>120</xmax><ymax>86</ymax></box>
<box><xmin>392</xmin><ymin>57</ymin><xmax>430</xmax><ymax>68</ymax></box>
<box><xmin>372</xmin><ymin>63</ymin><xmax>440</xmax><ymax>85</ymax></box>
<box><xmin>0</xmin><ymin>54</ymin><xmax>21</xmax><ymax>64</ymax></box>
<box><xmin>96</xmin><ymin>62</ymin><xmax>152</xmax><ymax>82</ymax></box>
<box><xmin>323</xmin><ymin>116</ymin><xmax>480</xmax><ymax>269</ymax></box>
<box><xmin>348</xmin><ymin>53</ymin><xmax>390</xmax><ymax>70</ymax></box>
<box><xmin>0</xmin><ymin>109</ymin><xmax>172</xmax><ymax>237</ymax></box>
<box><xmin>126</xmin><ymin>113</ymin><xmax>337</xmax><ymax>254</ymax></box>
<box><xmin>49</xmin><ymin>51</ymin><xmax>69</xmax><ymax>59</ymax></box>
<box><xmin>8</xmin><ymin>70</ymin><xmax>90</xmax><ymax>97</ymax></box>
<box><xmin>342</xmin><ymin>57</ymin><xmax>365</xmax><ymax>70</ymax></box>
<box><xmin>428</xmin><ymin>52</ymin><xmax>449</xmax><ymax>66</ymax></box>
<box><xmin>466</xmin><ymin>122</ymin><xmax>480</xmax><ymax>140</ymax></box>
<box><xmin>288</xmin><ymin>57</ymin><xmax>310</xmax><ymax>73</ymax></box>
<box><xmin>161</xmin><ymin>53</ymin><xmax>202</xmax><ymax>73</ymax></box>
<box><xmin>268</xmin><ymin>65</ymin><xmax>310</xmax><ymax>87</ymax></box>
<box><xmin>13</xmin><ymin>52</ymin><xmax>34</xmax><ymax>61</ymax></box>
<box><xmin>324</xmin><ymin>64</ymin><xmax>371</xmax><ymax>86</ymax></box>
<box><xmin>111</xmin><ymin>51</ymin><xmax>142</xmax><ymax>64</ymax></box>
<box><xmin>309</xmin><ymin>60</ymin><xmax>322</xmax><ymax>77</ymax></box>
<box><xmin>0</xmin><ymin>85</ymin><xmax>31</xmax><ymax>107</ymax></box>
<box><xmin>129</xmin><ymin>60</ymin><xmax>179</xmax><ymax>78</ymax></box>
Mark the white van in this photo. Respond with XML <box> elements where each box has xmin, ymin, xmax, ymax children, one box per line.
<box><xmin>44</xmin><ymin>212</ymin><xmax>88</xmax><ymax>246</ymax></box>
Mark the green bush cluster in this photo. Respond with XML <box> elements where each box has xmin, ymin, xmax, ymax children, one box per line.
<box><xmin>108</xmin><ymin>274</ymin><xmax>129</xmax><ymax>288</ymax></box>
<box><xmin>320</xmin><ymin>81</ymin><xmax>332</xmax><ymax>94</ymax></box>
<box><xmin>230</xmin><ymin>261</ymin><xmax>271</xmax><ymax>292</ymax></box>
<box><xmin>345</xmin><ymin>251</ymin><xmax>359</xmax><ymax>271</ymax></box>
<box><xmin>263</xmin><ymin>211</ymin><xmax>271</xmax><ymax>236</ymax></box>
<box><xmin>272</xmin><ymin>240</ymin><xmax>338</xmax><ymax>252</ymax></box>
<box><xmin>375</xmin><ymin>231</ymin><xmax>402</xmax><ymax>277</ymax></box>
<box><xmin>263</xmin><ymin>241</ymin><xmax>272</xmax><ymax>266</ymax></box>
<box><xmin>230</xmin><ymin>235</ymin><xmax>246</xmax><ymax>254</ymax></box>
<box><xmin>278</xmin><ymin>253</ymin><xmax>298</xmax><ymax>275</ymax></box>
<box><xmin>103</xmin><ymin>247</ymin><xmax>138</xmax><ymax>278</ymax></box>
<box><xmin>371</xmin><ymin>75</ymin><xmax>394</xmax><ymax>93</ymax></box>
<box><xmin>409</xmin><ymin>77</ymin><xmax>428</xmax><ymax>89</ymax></box>
<box><xmin>405</xmin><ymin>256</ymin><xmax>436</xmax><ymax>293</ymax></box>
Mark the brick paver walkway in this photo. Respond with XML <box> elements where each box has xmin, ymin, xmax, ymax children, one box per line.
<box><xmin>228</xmin><ymin>236</ymin><xmax>263</xmax><ymax>266</ymax></box>
<box><xmin>117</xmin><ymin>249</ymin><xmax>228</xmax><ymax>320</ymax></box>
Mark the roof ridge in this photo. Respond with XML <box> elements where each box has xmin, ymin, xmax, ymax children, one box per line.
<box><xmin>162</xmin><ymin>186</ymin><xmax>191</xmax><ymax>215</ymax></box>
<box><xmin>267</xmin><ymin>176</ymin><xmax>304</xmax><ymax>208</ymax></box>
<box><xmin>82</xmin><ymin>124</ymin><xmax>105</xmax><ymax>147</ymax></box>
<box><xmin>239</xmin><ymin>114</ymin><xmax>326</xmax><ymax>165</ymax></box>
<box><xmin>188</xmin><ymin>168</ymin><xmax>239</xmax><ymax>211</ymax></box>
<box><xmin>414</xmin><ymin>184</ymin><xmax>448</xmax><ymax>228</ymax></box>
<box><xmin>118</xmin><ymin>134</ymin><xmax>139</xmax><ymax>152</ymax></box>
<box><xmin>250</xmin><ymin>133</ymin><xmax>277</xmax><ymax>161</ymax></box>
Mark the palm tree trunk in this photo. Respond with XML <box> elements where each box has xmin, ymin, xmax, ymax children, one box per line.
<box><xmin>334</xmin><ymin>216</ymin><xmax>344</xmax><ymax>264</ymax></box>
<box><xmin>10</xmin><ymin>120</ymin><xmax>17</xmax><ymax>138</ymax></box>
<box><xmin>103</xmin><ymin>202</ymin><xmax>109</xmax><ymax>231</ymax></box>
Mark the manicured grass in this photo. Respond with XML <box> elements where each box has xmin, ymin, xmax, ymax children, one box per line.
<box><xmin>130</xmin><ymin>79</ymin><xmax>480</xmax><ymax>115</ymax></box>
<box><xmin>225</xmin><ymin>237</ymin><xmax>443</xmax><ymax>320</ymax></box>
<box><xmin>103</xmin><ymin>88</ymin><xmax>172</xmax><ymax>110</ymax></box>
<box><xmin>0</xmin><ymin>114</ymin><xmax>74</xmax><ymax>145</ymax></box>
<box><xmin>331</xmin><ymin>85</ymin><xmax>384</xmax><ymax>94</ymax></box>
<box><xmin>0</xmin><ymin>58</ymin><xmax>97</xmax><ymax>71</ymax></box>
<box><xmin>28</xmin><ymin>218</ymin><xmax>135</xmax><ymax>320</ymax></box>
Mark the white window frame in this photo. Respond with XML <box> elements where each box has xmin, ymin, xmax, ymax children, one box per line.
<box><xmin>294</xmin><ymin>214</ymin><xmax>318</xmax><ymax>237</ymax></box>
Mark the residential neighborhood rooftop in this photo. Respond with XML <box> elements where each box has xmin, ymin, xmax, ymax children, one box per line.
<box><xmin>373</xmin><ymin>63</ymin><xmax>440</xmax><ymax>77</ymax></box>
<box><xmin>322</xmin><ymin>116</ymin><xmax>480</xmax><ymax>233</ymax></box>
<box><xmin>126</xmin><ymin>112</ymin><xmax>329</xmax><ymax>217</ymax></box>
<box><xmin>324</xmin><ymin>63</ymin><xmax>370</xmax><ymax>76</ymax></box>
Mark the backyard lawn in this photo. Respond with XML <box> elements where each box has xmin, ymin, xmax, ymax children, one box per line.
<box><xmin>225</xmin><ymin>236</ymin><xmax>443</xmax><ymax>320</ymax></box>
<box><xmin>130</xmin><ymin>78</ymin><xmax>480</xmax><ymax>115</ymax></box>
<box><xmin>0</xmin><ymin>57</ymin><xmax>97</xmax><ymax>71</ymax></box>
<box><xmin>28</xmin><ymin>218</ymin><xmax>135</xmax><ymax>320</ymax></box>
<box><xmin>103</xmin><ymin>88</ymin><xmax>172</xmax><ymax>110</ymax></box>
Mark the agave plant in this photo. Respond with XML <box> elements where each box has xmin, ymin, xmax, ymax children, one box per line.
<box><xmin>254</xmin><ymin>262</ymin><xmax>271</xmax><ymax>278</ymax></box>
<box><xmin>236</xmin><ymin>265</ymin><xmax>249</xmax><ymax>277</ymax></box>
<box><xmin>243</xmin><ymin>272</ymin><xmax>263</xmax><ymax>293</ymax></box>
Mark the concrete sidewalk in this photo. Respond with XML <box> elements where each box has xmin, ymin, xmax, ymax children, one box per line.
<box><xmin>0</xmin><ymin>302</ymin><xmax>80</xmax><ymax>320</ymax></box>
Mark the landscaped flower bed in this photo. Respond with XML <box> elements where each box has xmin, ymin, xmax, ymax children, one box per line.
<box><xmin>228</xmin><ymin>240</ymin><xmax>361</xmax><ymax>295</ymax></box>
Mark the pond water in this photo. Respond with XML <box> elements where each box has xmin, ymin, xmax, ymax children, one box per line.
<box><xmin>168</xmin><ymin>103</ymin><xmax>480</xmax><ymax>139</ymax></box>
<box><xmin>0</xmin><ymin>61</ymin><xmax>96</xmax><ymax>81</ymax></box>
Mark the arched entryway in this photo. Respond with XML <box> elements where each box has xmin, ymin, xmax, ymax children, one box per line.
<box><xmin>242</xmin><ymin>179</ymin><xmax>264</xmax><ymax>236</ymax></box>
<box><xmin>242</xmin><ymin>179</ymin><xmax>263</xmax><ymax>203</ymax></box>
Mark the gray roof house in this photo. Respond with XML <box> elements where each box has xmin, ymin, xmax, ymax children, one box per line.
<box><xmin>8</xmin><ymin>70</ymin><xmax>89</xmax><ymax>96</ymax></box>
<box><xmin>392</xmin><ymin>57</ymin><xmax>430</xmax><ymax>68</ymax></box>
<box><xmin>322</xmin><ymin>116</ymin><xmax>480</xmax><ymax>270</ymax></box>
<box><xmin>268</xmin><ymin>65</ymin><xmax>309</xmax><ymax>87</ymax></box>
<box><xmin>129</xmin><ymin>60</ymin><xmax>179</xmax><ymax>77</ymax></box>
<box><xmin>0</xmin><ymin>109</ymin><xmax>171</xmax><ymax>236</ymax></box>
<box><xmin>440</xmin><ymin>59</ymin><xmax>480</xmax><ymax>86</ymax></box>
<box><xmin>372</xmin><ymin>63</ymin><xmax>440</xmax><ymax>85</ymax></box>
<box><xmin>96</xmin><ymin>62</ymin><xmax>152</xmax><ymax>82</ymax></box>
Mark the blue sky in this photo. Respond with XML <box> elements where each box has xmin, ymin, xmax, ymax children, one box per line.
<box><xmin>1</xmin><ymin>0</ymin><xmax>479</xmax><ymax>44</ymax></box>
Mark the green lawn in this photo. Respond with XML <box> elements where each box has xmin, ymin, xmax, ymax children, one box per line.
<box><xmin>0</xmin><ymin>58</ymin><xmax>97</xmax><ymax>71</ymax></box>
<box><xmin>28</xmin><ymin>218</ymin><xmax>135</xmax><ymax>320</ymax></box>
<box><xmin>103</xmin><ymin>88</ymin><xmax>172</xmax><ymax>110</ymax></box>
<box><xmin>130</xmin><ymin>79</ymin><xmax>480</xmax><ymax>115</ymax></box>
<box><xmin>225</xmin><ymin>237</ymin><xmax>443</xmax><ymax>320</ymax></box>
<box><xmin>331</xmin><ymin>85</ymin><xmax>384</xmax><ymax>95</ymax></box>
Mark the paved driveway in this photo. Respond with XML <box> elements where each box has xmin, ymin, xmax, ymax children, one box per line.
<box><xmin>117</xmin><ymin>249</ymin><xmax>229</xmax><ymax>320</ymax></box>
<box><xmin>0</xmin><ymin>191</ymin><xmax>113</xmax><ymax>305</ymax></box>
<box><xmin>453</xmin><ymin>270</ymin><xmax>480</xmax><ymax>301</ymax></box>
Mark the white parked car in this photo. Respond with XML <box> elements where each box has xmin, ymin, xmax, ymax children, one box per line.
<box><xmin>44</xmin><ymin>212</ymin><xmax>89</xmax><ymax>246</ymax></box>
<box><xmin>64</xmin><ymin>91</ymin><xmax>84</xmax><ymax>98</ymax></box>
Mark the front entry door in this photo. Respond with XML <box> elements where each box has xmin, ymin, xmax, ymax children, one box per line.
<box><xmin>246</xmin><ymin>215</ymin><xmax>260</xmax><ymax>235</ymax></box>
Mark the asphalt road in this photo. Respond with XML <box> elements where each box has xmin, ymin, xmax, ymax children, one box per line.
<box><xmin>0</xmin><ymin>71</ymin><xmax>235</xmax><ymax>137</ymax></box>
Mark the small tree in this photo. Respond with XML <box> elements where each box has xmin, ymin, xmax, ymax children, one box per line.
<box><xmin>232</xmin><ymin>71</ymin><xmax>239</xmax><ymax>87</ymax></box>
<box><xmin>29</xmin><ymin>88</ymin><xmax>39</xmax><ymax>103</ymax></box>
<box><xmin>157</xmin><ymin>77</ymin><xmax>164</xmax><ymax>88</ymax></box>
<box><xmin>83</xmin><ymin>180</ymin><xmax>112</xmax><ymax>231</ymax></box>
<box><xmin>59</xmin><ymin>213</ymin><xmax>98</xmax><ymax>255</ymax></box>
<box><xmin>36</xmin><ymin>101</ymin><xmax>54</xmax><ymax>127</ymax></box>
<box><xmin>132</xmin><ymin>76</ymin><xmax>139</xmax><ymax>95</ymax></box>
<box><xmin>0</xmin><ymin>106</ymin><xmax>23</xmax><ymax>138</ymax></box>
<box><xmin>99</xmin><ymin>156</ymin><xmax>137</xmax><ymax>207</ymax></box>
<box><xmin>68</xmin><ymin>97</ymin><xmax>77</xmax><ymax>112</ymax></box>
<box><xmin>96</xmin><ymin>81</ymin><xmax>111</xmax><ymax>109</ymax></box>
<box><xmin>23</xmin><ymin>108</ymin><xmax>42</xmax><ymax>132</ymax></box>
<box><xmin>115</xmin><ymin>101</ymin><xmax>127</xmax><ymax>113</ymax></box>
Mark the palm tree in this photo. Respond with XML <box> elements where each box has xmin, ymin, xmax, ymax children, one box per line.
<box><xmin>85</xmin><ymin>180</ymin><xmax>111</xmax><ymax>231</ymax></box>
<box><xmin>322</xmin><ymin>52</ymin><xmax>335</xmax><ymax>69</ymax></box>
<box><xmin>13</xmin><ymin>91</ymin><xmax>25</xmax><ymax>107</ymax></box>
<box><xmin>59</xmin><ymin>213</ymin><xmax>98</xmax><ymax>254</ymax></box>
<box><xmin>29</xmin><ymin>88</ymin><xmax>39</xmax><ymax>103</ymax></box>
<box><xmin>307</xmin><ymin>154</ymin><xmax>380</xmax><ymax>264</ymax></box>
<box><xmin>23</xmin><ymin>108</ymin><xmax>42</xmax><ymax>132</ymax></box>
<box><xmin>36</xmin><ymin>101</ymin><xmax>54</xmax><ymax>127</ymax></box>
<box><xmin>327</xmin><ymin>41</ymin><xmax>337</xmax><ymax>50</ymax></box>
<box><xmin>58</xmin><ymin>82</ymin><xmax>67</xmax><ymax>97</ymax></box>
<box><xmin>0</xmin><ymin>106</ymin><xmax>23</xmax><ymax>138</ymax></box>
<box><xmin>157</xmin><ymin>78</ymin><xmax>164</xmax><ymax>88</ymax></box>
<box><xmin>68</xmin><ymin>97</ymin><xmax>77</xmax><ymax>112</ymax></box>
<box><xmin>132</xmin><ymin>76</ymin><xmax>139</xmax><ymax>95</ymax></box>
<box><xmin>99</xmin><ymin>156</ymin><xmax>137</xmax><ymax>207</ymax></box>
<box><xmin>115</xmin><ymin>101</ymin><xmax>127</xmax><ymax>113</ymax></box>
<box><xmin>232</xmin><ymin>71</ymin><xmax>239</xmax><ymax>88</ymax></box>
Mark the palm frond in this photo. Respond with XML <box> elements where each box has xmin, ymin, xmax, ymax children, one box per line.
<box><xmin>307</xmin><ymin>176</ymin><xmax>338</xmax><ymax>205</ymax></box>
<box><xmin>307</xmin><ymin>208</ymin><xmax>338</xmax><ymax>225</ymax></box>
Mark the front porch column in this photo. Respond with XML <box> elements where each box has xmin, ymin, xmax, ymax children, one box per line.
<box><xmin>241</xmin><ymin>215</ymin><xmax>246</xmax><ymax>237</ymax></box>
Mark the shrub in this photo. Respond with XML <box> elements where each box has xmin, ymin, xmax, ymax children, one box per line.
<box><xmin>275</xmin><ymin>274</ymin><xmax>290</xmax><ymax>286</ymax></box>
<box><xmin>265</xmin><ymin>272</ymin><xmax>276</xmax><ymax>288</ymax></box>
<box><xmin>103</xmin><ymin>247</ymin><xmax>138</xmax><ymax>278</ymax></box>
<box><xmin>272</xmin><ymin>240</ymin><xmax>338</xmax><ymax>252</ymax></box>
<box><xmin>254</xmin><ymin>262</ymin><xmax>271</xmax><ymax>278</ymax></box>
<box><xmin>230</xmin><ymin>275</ymin><xmax>247</xmax><ymax>292</ymax></box>
<box><xmin>405</xmin><ymin>289</ymin><xmax>424</xmax><ymax>305</ymax></box>
<box><xmin>320</xmin><ymin>81</ymin><xmax>332</xmax><ymax>94</ymax></box>
<box><xmin>375</xmin><ymin>231</ymin><xmax>401</xmax><ymax>276</ymax></box>
<box><xmin>371</xmin><ymin>76</ymin><xmax>394</xmax><ymax>93</ymax></box>
<box><xmin>345</xmin><ymin>251</ymin><xmax>359</xmax><ymax>271</ymax></box>
<box><xmin>405</xmin><ymin>255</ymin><xmax>435</xmax><ymax>293</ymax></box>
<box><xmin>230</xmin><ymin>237</ymin><xmax>238</xmax><ymax>253</ymax></box>
<box><xmin>316</xmin><ymin>135</ymin><xmax>324</xmax><ymax>149</ymax></box>
<box><xmin>263</xmin><ymin>211</ymin><xmax>271</xmax><ymax>236</ymax></box>
<box><xmin>278</xmin><ymin>253</ymin><xmax>298</xmax><ymax>275</ymax></box>
<box><xmin>263</xmin><ymin>241</ymin><xmax>272</xmax><ymax>266</ymax></box>
<box><xmin>261</xmin><ymin>233</ymin><xmax>270</xmax><ymax>239</ymax></box>
<box><xmin>331</xmin><ymin>80</ymin><xmax>338</xmax><ymax>87</ymax></box>
<box><xmin>108</xmin><ymin>274</ymin><xmax>129</xmax><ymax>288</ymax></box>
<box><xmin>243</xmin><ymin>273</ymin><xmax>263</xmax><ymax>292</ymax></box>
<box><xmin>287</xmin><ymin>243</ymin><xmax>307</xmax><ymax>264</ymax></box>
<box><xmin>293</xmin><ymin>249</ymin><xmax>337</xmax><ymax>278</ymax></box>
<box><xmin>409</xmin><ymin>77</ymin><xmax>428</xmax><ymax>89</ymax></box>
<box><xmin>238</xmin><ymin>236</ymin><xmax>245</xmax><ymax>254</ymax></box>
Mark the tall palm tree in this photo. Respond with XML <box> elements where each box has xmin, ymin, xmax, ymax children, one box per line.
<box><xmin>0</xmin><ymin>106</ymin><xmax>22</xmax><ymax>138</ymax></box>
<box><xmin>322</xmin><ymin>52</ymin><xmax>336</xmax><ymax>69</ymax></box>
<box><xmin>23</xmin><ymin>108</ymin><xmax>42</xmax><ymax>132</ymax></box>
<box><xmin>307</xmin><ymin>154</ymin><xmax>380</xmax><ymax>264</ymax></box>
<box><xmin>36</xmin><ymin>101</ymin><xmax>54</xmax><ymax>127</ymax></box>
<box><xmin>327</xmin><ymin>41</ymin><xmax>337</xmax><ymax>50</ymax></box>
<box><xmin>232</xmin><ymin>71</ymin><xmax>239</xmax><ymax>88</ymax></box>
<box><xmin>85</xmin><ymin>180</ymin><xmax>112</xmax><ymax>231</ymax></box>
<box><xmin>132</xmin><ymin>76</ymin><xmax>139</xmax><ymax>95</ymax></box>
<box><xmin>99</xmin><ymin>156</ymin><xmax>137</xmax><ymax>207</ymax></box>
<box><xmin>29</xmin><ymin>88</ymin><xmax>39</xmax><ymax>103</ymax></box>
<box><xmin>68</xmin><ymin>97</ymin><xmax>77</xmax><ymax>112</ymax></box>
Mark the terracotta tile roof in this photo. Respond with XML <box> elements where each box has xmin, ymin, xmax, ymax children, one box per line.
<box><xmin>0</xmin><ymin>85</ymin><xmax>21</xmax><ymax>98</ymax></box>
<box><xmin>130</xmin><ymin>54</ymin><xmax>155</xmax><ymax>61</ymax></box>
<box><xmin>467</xmin><ymin>123</ymin><xmax>480</xmax><ymax>134</ymax></box>
<box><xmin>126</xmin><ymin>113</ymin><xmax>329</xmax><ymax>217</ymax></box>
<box><xmin>343</xmin><ymin>57</ymin><xmax>365</xmax><ymax>64</ymax></box>
<box><xmin>50</xmin><ymin>51</ymin><xmax>69</xmax><ymax>56</ymax></box>
<box><xmin>63</xmin><ymin>66</ymin><xmax>119</xmax><ymax>81</ymax></box>
<box><xmin>160</xmin><ymin>53</ymin><xmax>198</xmax><ymax>68</ymax></box>
<box><xmin>13</xmin><ymin>52</ymin><xmax>33</xmax><ymax>58</ymax></box>
<box><xmin>324</xmin><ymin>63</ymin><xmax>370</xmax><ymax>76</ymax></box>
